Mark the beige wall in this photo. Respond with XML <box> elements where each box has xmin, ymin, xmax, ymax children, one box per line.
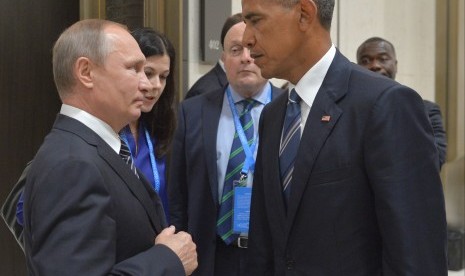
<box><xmin>186</xmin><ymin>0</ymin><xmax>211</xmax><ymax>90</ymax></box>
<box><xmin>457</xmin><ymin>0</ymin><xmax>464</xmax><ymax>158</ymax></box>
<box><xmin>191</xmin><ymin>0</ymin><xmax>437</xmax><ymax>98</ymax></box>
<box><xmin>334</xmin><ymin>0</ymin><xmax>436</xmax><ymax>101</ymax></box>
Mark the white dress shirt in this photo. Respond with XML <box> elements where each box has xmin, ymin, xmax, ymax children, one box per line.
<box><xmin>287</xmin><ymin>44</ymin><xmax>336</xmax><ymax>133</ymax></box>
<box><xmin>216</xmin><ymin>82</ymin><xmax>272</xmax><ymax>199</ymax></box>
<box><xmin>60</xmin><ymin>104</ymin><xmax>121</xmax><ymax>154</ymax></box>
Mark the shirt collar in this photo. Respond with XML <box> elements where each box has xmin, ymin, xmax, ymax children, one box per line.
<box><xmin>228</xmin><ymin>81</ymin><xmax>272</xmax><ymax>105</ymax></box>
<box><xmin>218</xmin><ymin>59</ymin><xmax>225</xmax><ymax>72</ymax></box>
<box><xmin>60</xmin><ymin>104</ymin><xmax>121</xmax><ymax>153</ymax></box>
<box><xmin>290</xmin><ymin>44</ymin><xmax>336</xmax><ymax>107</ymax></box>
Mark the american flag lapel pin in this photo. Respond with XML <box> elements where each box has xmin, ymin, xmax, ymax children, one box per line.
<box><xmin>321</xmin><ymin>115</ymin><xmax>331</xmax><ymax>122</ymax></box>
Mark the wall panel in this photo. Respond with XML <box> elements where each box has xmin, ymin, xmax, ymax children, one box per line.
<box><xmin>0</xmin><ymin>1</ymin><xmax>80</xmax><ymax>275</ymax></box>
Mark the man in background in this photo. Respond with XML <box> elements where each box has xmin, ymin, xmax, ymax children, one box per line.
<box><xmin>169</xmin><ymin>13</ymin><xmax>283</xmax><ymax>275</ymax></box>
<box><xmin>23</xmin><ymin>19</ymin><xmax>197</xmax><ymax>275</ymax></box>
<box><xmin>357</xmin><ymin>36</ymin><xmax>447</xmax><ymax>168</ymax></box>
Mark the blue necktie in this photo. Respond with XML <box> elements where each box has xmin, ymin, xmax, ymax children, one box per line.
<box><xmin>217</xmin><ymin>99</ymin><xmax>255</xmax><ymax>244</ymax></box>
<box><xmin>279</xmin><ymin>89</ymin><xmax>301</xmax><ymax>205</ymax></box>
<box><xmin>119</xmin><ymin>136</ymin><xmax>139</xmax><ymax>178</ymax></box>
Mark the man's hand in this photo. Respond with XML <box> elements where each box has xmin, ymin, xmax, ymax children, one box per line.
<box><xmin>155</xmin><ymin>226</ymin><xmax>198</xmax><ymax>275</ymax></box>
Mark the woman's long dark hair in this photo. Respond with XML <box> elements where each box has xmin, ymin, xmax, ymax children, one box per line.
<box><xmin>131</xmin><ymin>27</ymin><xmax>176</xmax><ymax>158</ymax></box>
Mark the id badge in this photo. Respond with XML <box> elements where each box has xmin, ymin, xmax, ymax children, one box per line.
<box><xmin>232</xmin><ymin>178</ymin><xmax>252</xmax><ymax>233</ymax></box>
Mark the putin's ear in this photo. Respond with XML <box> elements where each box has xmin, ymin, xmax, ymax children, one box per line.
<box><xmin>74</xmin><ymin>57</ymin><xmax>94</xmax><ymax>89</ymax></box>
<box><xmin>220</xmin><ymin>51</ymin><xmax>226</xmax><ymax>63</ymax></box>
<box><xmin>299</xmin><ymin>0</ymin><xmax>317</xmax><ymax>30</ymax></box>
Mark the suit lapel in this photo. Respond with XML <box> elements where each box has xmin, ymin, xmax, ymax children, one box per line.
<box><xmin>97</xmin><ymin>139</ymin><xmax>164</xmax><ymax>234</ymax></box>
<box><xmin>285</xmin><ymin>51</ymin><xmax>351</xmax><ymax>230</ymax></box>
<box><xmin>263</xmin><ymin>92</ymin><xmax>289</xmax><ymax>233</ymax></box>
<box><xmin>214</xmin><ymin>63</ymin><xmax>228</xmax><ymax>88</ymax></box>
<box><xmin>270</xmin><ymin>85</ymin><xmax>285</xmax><ymax>99</ymax></box>
<box><xmin>54</xmin><ymin>115</ymin><xmax>164</xmax><ymax>233</ymax></box>
<box><xmin>202</xmin><ymin>89</ymin><xmax>224</xmax><ymax>205</ymax></box>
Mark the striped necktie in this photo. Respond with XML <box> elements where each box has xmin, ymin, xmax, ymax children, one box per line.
<box><xmin>119</xmin><ymin>136</ymin><xmax>139</xmax><ymax>178</ymax></box>
<box><xmin>279</xmin><ymin>89</ymin><xmax>301</xmax><ymax>206</ymax></box>
<box><xmin>217</xmin><ymin>99</ymin><xmax>256</xmax><ymax>244</ymax></box>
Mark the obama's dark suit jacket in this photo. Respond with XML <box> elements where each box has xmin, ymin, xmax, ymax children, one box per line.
<box><xmin>246</xmin><ymin>51</ymin><xmax>448</xmax><ymax>276</ymax></box>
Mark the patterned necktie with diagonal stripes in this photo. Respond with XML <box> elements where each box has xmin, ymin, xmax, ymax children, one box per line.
<box><xmin>119</xmin><ymin>136</ymin><xmax>139</xmax><ymax>178</ymax></box>
<box><xmin>279</xmin><ymin>89</ymin><xmax>301</xmax><ymax>206</ymax></box>
<box><xmin>217</xmin><ymin>99</ymin><xmax>256</xmax><ymax>244</ymax></box>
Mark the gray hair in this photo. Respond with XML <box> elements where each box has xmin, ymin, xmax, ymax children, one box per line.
<box><xmin>52</xmin><ymin>19</ymin><xmax>124</xmax><ymax>97</ymax></box>
<box><xmin>272</xmin><ymin>0</ymin><xmax>335</xmax><ymax>30</ymax></box>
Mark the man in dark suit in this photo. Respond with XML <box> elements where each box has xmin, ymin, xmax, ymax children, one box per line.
<box><xmin>169</xmin><ymin>13</ymin><xmax>283</xmax><ymax>276</ymax></box>
<box><xmin>184</xmin><ymin>61</ymin><xmax>227</xmax><ymax>99</ymax></box>
<box><xmin>23</xmin><ymin>19</ymin><xmax>197</xmax><ymax>275</ymax></box>
<box><xmin>356</xmin><ymin>36</ymin><xmax>447</xmax><ymax>168</ymax></box>
<box><xmin>241</xmin><ymin>0</ymin><xmax>447</xmax><ymax>275</ymax></box>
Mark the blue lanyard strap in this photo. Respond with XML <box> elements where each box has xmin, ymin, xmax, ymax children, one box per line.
<box><xmin>226</xmin><ymin>86</ymin><xmax>272</xmax><ymax>177</ymax></box>
<box><xmin>120</xmin><ymin>126</ymin><xmax>161</xmax><ymax>193</ymax></box>
<box><xmin>144</xmin><ymin>127</ymin><xmax>161</xmax><ymax>193</ymax></box>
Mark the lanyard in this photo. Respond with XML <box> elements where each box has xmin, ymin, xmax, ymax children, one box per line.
<box><xmin>226</xmin><ymin>86</ymin><xmax>272</xmax><ymax>178</ymax></box>
<box><xmin>120</xmin><ymin>126</ymin><xmax>161</xmax><ymax>193</ymax></box>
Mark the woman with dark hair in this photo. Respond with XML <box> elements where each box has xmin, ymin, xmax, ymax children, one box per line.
<box><xmin>119</xmin><ymin>27</ymin><xmax>177</xmax><ymax>221</ymax></box>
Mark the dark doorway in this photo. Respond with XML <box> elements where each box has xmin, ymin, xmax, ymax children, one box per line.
<box><xmin>0</xmin><ymin>1</ymin><xmax>79</xmax><ymax>275</ymax></box>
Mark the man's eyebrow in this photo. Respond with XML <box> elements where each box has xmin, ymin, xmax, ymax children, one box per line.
<box><xmin>243</xmin><ymin>12</ymin><xmax>259</xmax><ymax>20</ymax></box>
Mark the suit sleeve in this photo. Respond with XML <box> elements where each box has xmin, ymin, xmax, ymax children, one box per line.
<box><xmin>168</xmin><ymin>104</ymin><xmax>189</xmax><ymax>231</ymax></box>
<box><xmin>246</xmin><ymin>110</ymin><xmax>275</xmax><ymax>275</ymax></box>
<box><xmin>424</xmin><ymin>101</ymin><xmax>447</xmax><ymax>168</ymax></box>
<box><xmin>25</xmin><ymin>159</ymin><xmax>183</xmax><ymax>276</ymax></box>
<box><xmin>364</xmin><ymin>86</ymin><xmax>448</xmax><ymax>275</ymax></box>
<box><xmin>1</xmin><ymin>160</ymin><xmax>32</xmax><ymax>251</ymax></box>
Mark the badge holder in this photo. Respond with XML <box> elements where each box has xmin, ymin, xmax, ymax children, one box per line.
<box><xmin>233</xmin><ymin>173</ymin><xmax>252</xmax><ymax>234</ymax></box>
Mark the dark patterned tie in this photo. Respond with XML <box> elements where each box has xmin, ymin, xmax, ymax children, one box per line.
<box><xmin>217</xmin><ymin>99</ymin><xmax>255</xmax><ymax>244</ymax></box>
<box><xmin>279</xmin><ymin>89</ymin><xmax>301</xmax><ymax>205</ymax></box>
<box><xmin>119</xmin><ymin>136</ymin><xmax>139</xmax><ymax>178</ymax></box>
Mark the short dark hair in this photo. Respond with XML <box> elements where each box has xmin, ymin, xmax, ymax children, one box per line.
<box><xmin>273</xmin><ymin>0</ymin><xmax>335</xmax><ymax>30</ymax></box>
<box><xmin>314</xmin><ymin>0</ymin><xmax>335</xmax><ymax>30</ymax></box>
<box><xmin>357</xmin><ymin>37</ymin><xmax>397</xmax><ymax>60</ymax></box>
<box><xmin>131</xmin><ymin>27</ymin><xmax>177</xmax><ymax>157</ymax></box>
<box><xmin>220</xmin><ymin>13</ymin><xmax>244</xmax><ymax>49</ymax></box>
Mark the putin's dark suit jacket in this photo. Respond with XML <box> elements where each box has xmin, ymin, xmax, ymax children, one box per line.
<box><xmin>23</xmin><ymin>114</ymin><xmax>184</xmax><ymax>275</ymax></box>
<box><xmin>169</xmin><ymin>84</ymin><xmax>283</xmax><ymax>275</ymax></box>
<box><xmin>246</xmin><ymin>51</ymin><xmax>448</xmax><ymax>275</ymax></box>
<box><xmin>184</xmin><ymin>62</ymin><xmax>227</xmax><ymax>99</ymax></box>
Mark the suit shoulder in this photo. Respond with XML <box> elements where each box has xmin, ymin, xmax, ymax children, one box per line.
<box><xmin>350</xmin><ymin>64</ymin><xmax>398</xmax><ymax>90</ymax></box>
<box><xmin>189</xmin><ymin>71</ymin><xmax>218</xmax><ymax>90</ymax></box>
<box><xmin>346</xmin><ymin>64</ymin><xmax>421</xmax><ymax>103</ymax></box>
<box><xmin>185</xmin><ymin>67</ymin><xmax>225</xmax><ymax>99</ymax></box>
<box><xmin>181</xmin><ymin>87</ymin><xmax>224</xmax><ymax>111</ymax></box>
<box><xmin>423</xmin><ymin>99</ymin><xmax>440</xmax><ymax>110</ymax></box>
